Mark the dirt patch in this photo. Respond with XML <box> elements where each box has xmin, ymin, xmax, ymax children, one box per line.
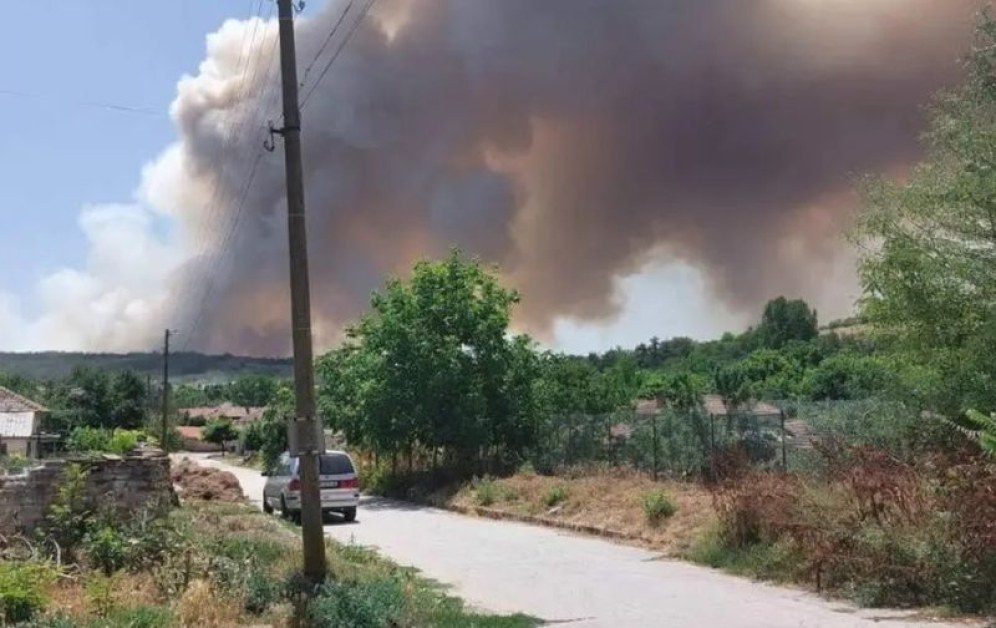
<box><xmin>170</xmin><ymin>457</ymin><xmax>245</xmax><ymax>503</ymax></box>
<box><xmin>447</xmin><ymin>468</ymin><xmax>714</xmax><ymax>555</ymax></box>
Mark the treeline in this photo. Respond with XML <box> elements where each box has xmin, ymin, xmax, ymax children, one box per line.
<box><xmin>0</xmin><ymin>351</ymin><xmax>292</xmax><ymax>380</ymax></box>
<box><xmin>310</xmin><ymin>251</ymin><xmax>889</xmax><ymax>471</ymax></box>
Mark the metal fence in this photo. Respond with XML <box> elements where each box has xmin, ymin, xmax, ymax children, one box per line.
<box><xmin>529</xmin><ymin>398</ymin><xmax>920</xmax><ymax>479</ymax></box>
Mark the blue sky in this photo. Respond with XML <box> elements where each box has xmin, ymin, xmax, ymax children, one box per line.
<box><xmin>0</xmin><ymin>0</ymin><xmax>261</xmax><ymax>312</ymax></box>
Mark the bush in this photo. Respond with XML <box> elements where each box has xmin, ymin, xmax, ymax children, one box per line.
<box><xmin>106</xmin><ymin>429</ymin><xmax>141</xmax><ymax>455</ymax></box>
<box><xmin>642</xmin><ymin>491</ymin><xmax>678</xmax><ymax>525</ymax></box>
<box><xmin>244</xmin><ymin>569</ymin><xmax>280</xmax><ymax>615</ymax></box>
<box><xmin>307</xmin><ymin>578</ymin><xmax>407</xmax><ymax>628</ymax></box>
<box><xmin>702</xmin><ymin>446</ymin><xmax>996</xmax><ymax>614</ymax></box>
<box><xmin>67</xmin><ymin>427</ymin><xmax>143</xmax><ymax>455</ymax></box>
<box><xmin>472</xmin><ymin>476</ymin><xmax>499</xmax><ymax>507</ymax></box>
<box><xmin>543</xmin><ymin>485</ymin><xmax>568</xmax><ymax>508</ymax></box>
<box><xmin>42</xmin><ymin>464</ymin><xmax>91</xmax><ymax>561</ymax></box>
<box><xmin>84</xmin><ymin>526</ymin><xmax>128</xmax><ymax>575</ymax></box>
<box><xmin>0</xmin><ymin>454</ymin><xmax>31</xmax><ymax>475</ymax></box>
<box><xmin>203</xmin><ymin>419</ymin><xmax>238</xmax><ymax>445</ymax></box>
<box><xmin>0</xmin><ymin>561</ymin><xmax>56</xmax><ymax>624</ymax></box>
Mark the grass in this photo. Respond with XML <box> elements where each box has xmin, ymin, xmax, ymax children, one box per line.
<box><xmin>32</xmin><ymin>500</ymin><xmax>536</xmax><ymax>627</ymax></box>
<box><xmin>447</xmin><ymin>467</ymin><xmax>713</xmax><ymax>555</ymax></box>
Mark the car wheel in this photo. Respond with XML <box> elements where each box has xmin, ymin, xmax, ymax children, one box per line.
<box><xmin>342</xmin><ymin>507</ymin><xmax>357</xmax><ymax>523</ymax></box>
<box><xmin>262</xmin><ymin>497</ymin><xmax>274</xmax><ymax>514</ymax></box>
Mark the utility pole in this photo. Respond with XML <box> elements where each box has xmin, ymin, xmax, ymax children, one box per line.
<box><xmin>273</xmin><ymin>0</ymin><xmax>327</xmax><ymax>583</ymax></box>
<box><xmin>161</xmin><ymin>329</ymin><xmax>172</xmax><ymax>453</ymax></box>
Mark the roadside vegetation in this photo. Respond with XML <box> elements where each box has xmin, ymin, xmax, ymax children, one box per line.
<box><xmin>0</xmin><ymin>463</ymin><xmax>535</xmax><ymax>627</ymax></box>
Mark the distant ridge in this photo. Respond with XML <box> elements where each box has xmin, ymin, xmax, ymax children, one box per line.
<box><xmin>0</xmin><ymin>351</ymin><xmax>293</xmax><ymax>381</ymax></box>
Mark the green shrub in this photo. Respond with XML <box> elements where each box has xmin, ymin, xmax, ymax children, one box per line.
<box><xmin>0</xmin><ymin>454</ymin><xmax>31</xmax><ymax>475</ymax></box>
<box><xmin>42</xmin><ymin>464</ymin><xmax>91</xmax><ymax>561</ymax></box>
<box><xmin>472</xmin><ymin>476</ymin><xmax>499</xmax><ymax>507</ymax></box>
<box><xmin>100</xmin><ymin>605</ymin><xmax>173</xmax><ymax>628</ymax></box>
<box><xmin>67</xmin><ymin>428</ymin><xmax>143</xmax><ymax>455</ymax></box>
<box><xmin>0</xmin><ymin>561</ymin><xmax>56</xmax><ymax>624</ymax></box>
<box><xmin>203</xmin><ymin>419</ymin><xmax>238</xmax><ymax>445</ymax></box>
<box><xmin>85</xmin><ymin>526</ymin><xmax>128</xmax><ymax>575</ymax></box>
<box><xmin>68</xmin><ymin>427</ymin><xmax>110</xmax><ymax>453</ymax></box>
<box><xmin>106</xmin><ymin>429</ymin><xmax>141</xmax><ymax>456</ymax></box>
<box><xmin>543</xmin><ymin>485</ymin><xmax>568</xmax><ymax>508</ymax></box>
<box><xmin>307</xmin><ymin>578</ymin><xmax>407</xmax><ymax>628</ymax></box>
<box><xmin>244</xmin><ymin>569</ymin><xmax>280</xmax><ymax>615</ymax></box>
<box><xmin>642</xmin><ymin>491</ymin><xmax>678</xmax><ymax>525</ymax></box>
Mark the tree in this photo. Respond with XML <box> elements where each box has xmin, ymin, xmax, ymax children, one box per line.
<box><xmin>229</xmin><ymin>375</ymin><xmax>279</xmax><ymax>409</ymax></box>
<box><xmin>109</xmin><ymin>371</ymin><xmax>148</xmax><ymax>429</ymax></box>
<box><xmin>800</xmin><ymin>353</ymin><xmax>891</xmax><ymax>401</ymax></box>
<box><xmin>203</xmin><ymin>419</ymin><xmax>238</xmax><ymax>445</ymax></box>
<box><xmin>756</xmin><ymin>297</ymin><xmax>818</xmax><ymax>349</ymax></box>
<box><xmin>62</xmin><ymin>366</ymin><xmax>113</xmax><ymax>429</ymax></box>
<box><xmin>853</xmin><ymin>12</ymin><xmax>996</xmax><ymax>417</ymax></box>
<box><xmin>317</xmin><ymin>250</ymin><xmax>539</xmax><ymax>469</ymax></box>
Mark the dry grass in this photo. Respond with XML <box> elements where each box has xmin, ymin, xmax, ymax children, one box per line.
<box><xmin>176</xmin><ymin>580</ymin><xmax>243</xmax><ymax>627</ymax></box>
<box><xmin>449</xmin><ymin>467</ymin><xmax>714</xmax><ymax>555</ymax></box>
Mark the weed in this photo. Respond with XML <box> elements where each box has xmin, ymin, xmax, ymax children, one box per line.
<box><xmin>85</xmin><ymin>573</ymin><xmax>120</xmax><ymax>618</ymax></box>
<box><xmin>307</xmin><ymin>578</ymin><xmax>407</xmax><ymax>628</ymax></box>
<box><xmin>84</xmin><ymin>526</ymin><xmax>128</xmax><ymax>576</ymax></box>
<box><xmin>642</xmin><ymin>491</ymin><xmax>678</xmax><ymax>526</ymax></box>
<box><xmin>0</xmin><ymin>561</ymin><xmax>56</xmax><ymax>624</ymax></box>
<box><xmin>243</xmin><ymin>569</ymin><xmax>280</xmax><ymax>615</ymax></box>
<box><xmin>543</xmin><ymin>485</ymin><xmax>568</xmax><ymax>508</ymax></box>
<box><xmin>473</xmin><ymin>476</ymin><xmax>499</xmax><ymax>506</ymax></box>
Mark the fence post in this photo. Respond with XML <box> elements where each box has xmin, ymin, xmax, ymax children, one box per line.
<box><xmin>780</xmin><ymin>409</ymin><xmax>787</xmax><ymax>472</ymax></box>
<box><xmin>652</xmin><ymin>412</ymin><xmax>659</xmax><ymax>481</ymax></box>
<box><xmin>709</xmin><ymin>413</ymin><xmax>716</xmax><ymax>480</ymax></box>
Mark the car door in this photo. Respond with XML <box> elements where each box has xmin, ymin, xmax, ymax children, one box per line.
<box><xmin>265</xmin><ymin>454</ymin><xmax>292</xmax><ymax>504</ymax></box>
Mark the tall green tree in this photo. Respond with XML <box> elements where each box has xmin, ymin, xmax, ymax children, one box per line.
<box><xmin>756</xmin><ymin>297</ymin><xmax>818</xmax><ymax>349</ymax></box>
<box><xmin>853</xmin><ymin>12</ymin><xmax>996</xmax><ymax>417</ymax></box>
<box><xmin>109</xmin><ymin>370</ymin><xmax>148</xmax><ymax>429</ymax></box>
<box><xmin>318</xmin><ymin>250</ymin><xmax>538</xmax><ymax>467</ymax></box>
<box><xmin>229</xmin><ymin>374</ymin><xmax>279</xmax><ymax>409</ymax></box>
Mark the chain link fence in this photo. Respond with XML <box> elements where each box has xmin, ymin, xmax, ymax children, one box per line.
<box><xmin>528</xmin><ymin>398</ymin><xmax>921</xmax><ymax>480</ymax></box>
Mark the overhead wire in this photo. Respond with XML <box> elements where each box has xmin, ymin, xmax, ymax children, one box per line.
<box><xmin>300</xmin><ymin>0</ymin><xmax>355</xmax><ymax>88</ymax></box>
<box><xmin>299</xmin><ymin>0</ymin><xmax>377</xmax><ymax>111</ymax></box>
<box><xmin>176</xmin><ymin>0</ymin><xmax>282</xmax><ymax>352</ymax></box>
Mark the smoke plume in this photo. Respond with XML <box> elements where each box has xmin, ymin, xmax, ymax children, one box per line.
<box><xmin>140</xmin><ymin>0</ymin><xmax>978</xmax><ymax>355</ymax></box>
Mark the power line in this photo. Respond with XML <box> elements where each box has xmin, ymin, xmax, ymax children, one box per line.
<box><xmin>299</xmin><ymin>0</ymin><xmax>376</xmax><ymax>111</ymax></box>
<box><xmin>0</xmin><ymin>88</ymin><xmax>164</xmax><ymax>118</ymax></box>
<box><xmin>175</xmin><ymin>1</ymin><xmax>280</xmax><ymax>352</ymax></box>
<box><xmin>300</xmin><ymin>0</ymin><xmax>354</xmax><ymax>87</ymax></box>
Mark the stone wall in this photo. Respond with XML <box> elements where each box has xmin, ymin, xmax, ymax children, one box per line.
<box><xmin>0</xmin><ymin>452</ymin><xmax>176</xmax><ymax>534</ymax></box>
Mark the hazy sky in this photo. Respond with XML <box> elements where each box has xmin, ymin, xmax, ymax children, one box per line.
<box><xmin>0</xmin><ymin>1</ymin><xmax>977</xmax><ymax>355</ymax></box>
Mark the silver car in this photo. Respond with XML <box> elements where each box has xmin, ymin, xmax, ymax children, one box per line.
<box><xmin>262</xmin><ymin>451</ymin><xmax>360</xmax><ymax>522</ymax></box>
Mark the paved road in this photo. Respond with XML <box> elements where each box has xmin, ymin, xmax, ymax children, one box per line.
<box><xmin>178</xmin><ymin>454</ymin><xmax>968</xmax><ymax>628</ymax></box>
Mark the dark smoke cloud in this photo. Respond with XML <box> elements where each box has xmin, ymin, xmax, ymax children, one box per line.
<box><xmin>157</xmin><ymin>0</ymin><xmax>979</xmax><ymax>355</ymax></box>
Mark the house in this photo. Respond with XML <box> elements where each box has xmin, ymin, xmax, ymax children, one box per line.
<box><xmin>0</xmin><ymin>386</ymin><xmax>57</xmax><ymax>458</ymax></box>
<box><xmin>175</xmin><ymin>426</ymin><xmax>220</xmax><ymax>453</ymax></box>
<box><xmin>181</xmin><ymin>402</ymin><xmax>265</xmax><ymax>427</ymax></box>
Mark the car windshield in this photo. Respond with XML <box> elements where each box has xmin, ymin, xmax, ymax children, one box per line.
<box><xmin>319</xmin><ymin>453</ymin><xmax>355</xmax><ymax>475</ymax></box>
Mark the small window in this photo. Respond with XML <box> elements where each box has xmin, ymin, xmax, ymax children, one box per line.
<box><xmin>319</xmin><ymin>453</ymin><xmax>355</xmax><ymax>475</ymax></box>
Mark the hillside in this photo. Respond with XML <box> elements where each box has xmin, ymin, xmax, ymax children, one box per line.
<box><xmin>0</xmin><ymin>351</ymin><xmax>293</xmax><ymax>381</ymax></box>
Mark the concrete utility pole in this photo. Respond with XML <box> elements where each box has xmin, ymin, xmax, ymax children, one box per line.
<box><xmin>274</xmin><ymin>0</ymin><xmax>328</xmax><ymax>583</ymax></box>
<box><xmin>161</xmin><ymin>329</ymin><xmax>172</xmax><ymax>453</ymax></box>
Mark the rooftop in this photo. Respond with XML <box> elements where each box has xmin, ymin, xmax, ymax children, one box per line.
<box><xmin>0</xmin><ymin>386</ymin><xmax>48</xmax><ymax>414</ymax></box>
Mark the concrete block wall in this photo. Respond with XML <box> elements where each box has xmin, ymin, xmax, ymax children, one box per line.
<box><xmin>0</xmin><ymin>453</ymin><xmax>176</xmax><ymax>534</ymax></box>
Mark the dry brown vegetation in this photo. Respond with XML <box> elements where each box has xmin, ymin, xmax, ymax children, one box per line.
<box><xmin>446</xmin><ymin>467</ymin><xmax>714</xmax><ymax>555</ymax></box>
<box><xmin>170</xmin><ymin>457</ymin><xmax>245</xmax><ymax>503</ymax></box>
